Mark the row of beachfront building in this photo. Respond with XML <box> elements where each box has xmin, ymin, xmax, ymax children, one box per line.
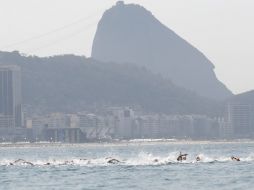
<box><xmin>17</xmin><ymin>103</ymin><xmax>253</xmax><ymax>143</ymax></box>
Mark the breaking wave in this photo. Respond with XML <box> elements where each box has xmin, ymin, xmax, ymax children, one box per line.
<box><xmin>1</xmin><ymin>152</ymin><xmax>254</xmax><ymax>167</ymax></box>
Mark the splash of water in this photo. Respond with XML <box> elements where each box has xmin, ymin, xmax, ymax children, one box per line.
<box><xmin>0</xmin><ymin>152</ymin><xmax>253</xmax><ymax>167</ymax></box>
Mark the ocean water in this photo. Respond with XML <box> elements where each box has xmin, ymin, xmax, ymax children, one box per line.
<box><xmin>0</xmin><ymin>141</ymin><xmax>254</xmax><ymax>190</ymax></box>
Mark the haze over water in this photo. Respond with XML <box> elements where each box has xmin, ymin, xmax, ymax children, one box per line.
<box><xmin>1</xmin><ymin>141</ymin><xmax>254</xmax><ymax>190</ymax></box>
<box><xmin>0</xmin><ymin>1</ymin><xmax>254</xmax><ymax>189</ymax></box>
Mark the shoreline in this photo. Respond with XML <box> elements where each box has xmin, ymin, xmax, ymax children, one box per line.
<box><xmin>0</xmin><ymin>139</ymin><xmax>254</xmax><ymax>148</ymax></box>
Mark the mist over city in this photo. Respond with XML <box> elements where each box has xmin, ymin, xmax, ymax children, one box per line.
<box><xmin>0</xmin><ymin>1</ymin><xmax>254</xmax><ymax>190</ymax></box>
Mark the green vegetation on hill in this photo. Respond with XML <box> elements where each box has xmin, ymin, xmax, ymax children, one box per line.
<box><xmin>0</xmin><ymin>51</ymin><xmax>222</xmax><ymax>115</ymax></box>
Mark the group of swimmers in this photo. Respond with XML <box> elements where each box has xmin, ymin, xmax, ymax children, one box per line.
<box><xmin>6</xmin><ymin>154</ymin><xmax>241</xmax><ymax>166</ymax></box>
<box><xmin>177</xmin><ymin>152</ymin><xmax>241</xmax><ymax>162</ymax></box>
<box><xmin>7</xmin><ymin>158</ymin><xmax>121</xmax><ymax>166</ymax></box>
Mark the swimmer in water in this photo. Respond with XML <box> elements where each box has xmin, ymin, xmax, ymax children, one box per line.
<box><xmin>231</xmin><ymin>156</ymin><xmax>240</xmax><ymax>162</ymax></box>
<box><xmin>196</xmin><ymin>156</ymin><xmax>201</xmax><ymax>162</ymax></box>
<box><xmin>153</xmin><ymin>159</ymin><xmax>159</xmax><ymax>163</ymax></box>
<box><xmin>106</xmin><ymin>157</ymin><xmax>120</xmax><ymax>164</ymax></box>
<box><xmin>177</xmin><ymin>152</ymin><xmax>188</xmax><ymax>162</ymax></box>
<box><xmin>11</xmin><ymin>159</ymin><xmax>34</xmax><ymax>166</ymax></box>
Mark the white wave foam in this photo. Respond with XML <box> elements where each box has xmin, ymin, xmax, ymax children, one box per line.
<box><xmin>1</xmin><ymin>152</ymin><xmax>253</xmax><ymax>167</ymax></box>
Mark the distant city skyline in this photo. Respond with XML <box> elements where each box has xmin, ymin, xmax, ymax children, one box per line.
<box><xmin>0</xmin><ymin>0</ymin><xmax>253</xmax><ymax>94</ymax></box>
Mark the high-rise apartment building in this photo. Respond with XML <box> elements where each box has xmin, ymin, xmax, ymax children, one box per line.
<box><xmin>226</xmin><ymin>103</ymin><xmax>251</xmax><ymax>138</ymax></box>
<box><xmin>0</xmin><ymin>65</ymin><xmax>22</xmax><ymax>128</ymax></box>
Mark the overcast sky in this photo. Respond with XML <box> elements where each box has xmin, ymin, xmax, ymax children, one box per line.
<box><xmin>0</xmin><ymin>0</ymin><xmax>253</xmax><ymax>94</ymax></box>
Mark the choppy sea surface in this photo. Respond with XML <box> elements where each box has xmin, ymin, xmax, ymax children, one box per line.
<box><xmin>0</xmin><ymin>140</ymin><xmax>254</xmax><ymax>190</ymax></box>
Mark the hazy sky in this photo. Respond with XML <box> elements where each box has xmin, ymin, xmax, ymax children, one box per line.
<box><xmin>0</xmin><ymin>0</ymin><xmax>253</xmax><ymax>94</ymax></box>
